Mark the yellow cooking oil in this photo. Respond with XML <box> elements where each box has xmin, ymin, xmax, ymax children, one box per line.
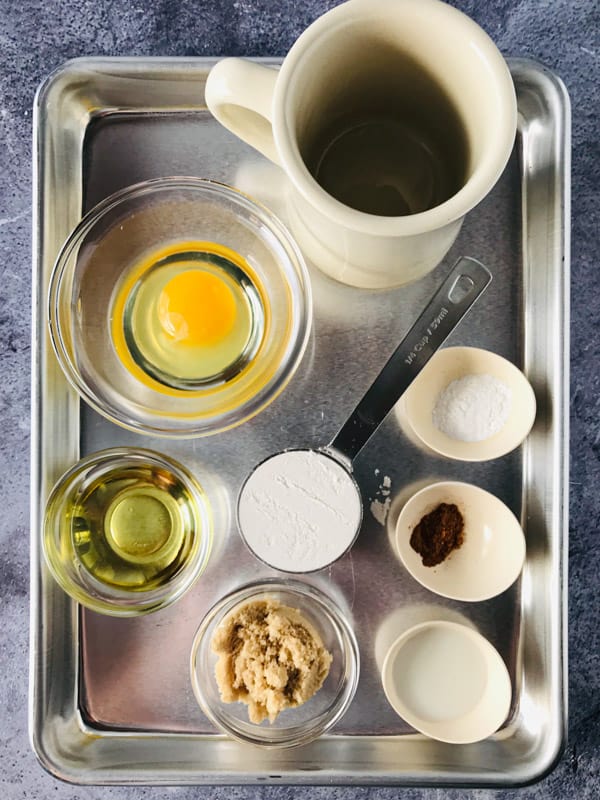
<box><xmin>68</xmin><ymin>463</ymin><xmax>199</xmax><ymax>591</ymax></box>
<box><xmin>110</xmin><ymin>240</ymin><xmax>266</xmax><ymax>393</ymax></box>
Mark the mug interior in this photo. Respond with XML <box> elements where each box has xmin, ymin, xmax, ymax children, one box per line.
<box><xmin>276</xmin><ymin>0</ymin><xmax>516</xmax><ymax>226</ymax></box>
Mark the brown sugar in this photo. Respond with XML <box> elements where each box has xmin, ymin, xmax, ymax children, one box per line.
<box><xmin>409</xmin><ymin>502</ymin><xmax>465</xmax><ymax>567</ymax></box>
<box><xmin>211</xmin><ymin>597</ymin><xmax>332</xmax><ymax>724</ymax></box>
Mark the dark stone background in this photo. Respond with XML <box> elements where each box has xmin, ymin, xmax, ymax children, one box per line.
<box><xmin>0</xmin><ymin>0</ymin><xmax>597</xmax><ymax>797</ymax></box>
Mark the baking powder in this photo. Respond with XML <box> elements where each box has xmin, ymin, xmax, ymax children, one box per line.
<box><xmin>432</xmin><ymin>373</ymin><xmax>512</xmax><ymax>442</ymax></box>
<box><xmin>238</xmin><ymin>449</ymin><xmax>362</xmax><ymax>572</ymax></box>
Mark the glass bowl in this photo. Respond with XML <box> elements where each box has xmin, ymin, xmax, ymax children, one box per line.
<box><xmin>190</xmin><ymin>579</ymin><xmax>360</xmax><ymax>748</ymax></box>
<box><xmin>48</xmin><ymin>177</ymin><xmax>312</xmax><ymax>437</ymax></box>
<box><xmin>43</xmin><ymin>447</ymin><xmax>212</xmax><ymax>616</ymax></box>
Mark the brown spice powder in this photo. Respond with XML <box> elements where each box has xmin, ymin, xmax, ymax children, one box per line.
<box><xmin>409</xmin><ymin>502</ymin><xmax>465</xmax><ymax>567</ymax></box>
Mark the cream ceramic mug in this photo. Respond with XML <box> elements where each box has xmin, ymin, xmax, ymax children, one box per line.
<box><xmin>205</xmin><ymin>0</ymin><xmax>517</xmax><ymax>289</ymax></box>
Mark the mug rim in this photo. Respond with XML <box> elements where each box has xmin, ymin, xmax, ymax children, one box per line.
<box><xmin>272</xmin><ymin>0</ymin><xmax>517</xmax><ymax>236</ymax></box>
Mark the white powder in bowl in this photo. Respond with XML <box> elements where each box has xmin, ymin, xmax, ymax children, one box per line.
<box><xmin>432</xmin><ymin>373</ymin><xmax>512</xmax><ymax>442</ymax></box>
<box><xmin>238</xmin><ymin>449</ymin><xmax>362</xmax><ymax>573</ymax></box>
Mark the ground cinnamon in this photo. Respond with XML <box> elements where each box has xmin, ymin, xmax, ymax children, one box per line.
<box><xmin>409</xmin><ymin>502</ymin><xmax>464</xmax><ymax>567</ymax></box>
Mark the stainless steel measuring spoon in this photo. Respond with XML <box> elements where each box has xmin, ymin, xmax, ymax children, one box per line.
<box><xmin>238</xmin><ymin>257</ymin><xmax>492</xmax><ymax>573</ymax></box>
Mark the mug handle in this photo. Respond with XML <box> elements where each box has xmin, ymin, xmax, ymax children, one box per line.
<box><xmin>204</xmin><ymin>58</ymin><xmax>280</xmax><ymax>165</ymax></box>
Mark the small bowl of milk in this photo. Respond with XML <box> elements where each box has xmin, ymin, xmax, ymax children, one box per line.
<box><xmin>381</xmin><ymin>620</ymin><xmax>512</xmax><ymax>744</ymax></box>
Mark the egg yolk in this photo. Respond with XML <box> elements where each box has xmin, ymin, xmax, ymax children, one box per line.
<box><xmin>157</xmin><ymin>269</ymin><xmax>237</xmax><ymax>346</ymax></box>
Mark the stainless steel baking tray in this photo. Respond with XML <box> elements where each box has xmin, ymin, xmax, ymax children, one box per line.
<box><xmin>30</xmin><ymin>57</ymin><xmax>570</xmax><ymax>786</ymax></box>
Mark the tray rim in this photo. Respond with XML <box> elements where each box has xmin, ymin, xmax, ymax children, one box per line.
<box><xmin>29</xmin><ymin>55</ymin><xmax>570</xmax><ymax>786</ymax></box>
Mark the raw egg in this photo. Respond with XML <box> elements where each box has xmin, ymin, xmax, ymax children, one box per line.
<box><xmin>111</xmin><ymin>241</ymin><xmax>265</xmax><ymax>392</ymax></box>
<box><xmin>157</xmin><ymin>269</ymin><xmax>237</xmax><ymax>347</ymax></box>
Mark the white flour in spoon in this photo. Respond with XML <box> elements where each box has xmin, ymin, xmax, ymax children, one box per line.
<box><xmin>238</xmin><ymin>449</ymin><xmax>362</xmax><ymax>573</ymax></box>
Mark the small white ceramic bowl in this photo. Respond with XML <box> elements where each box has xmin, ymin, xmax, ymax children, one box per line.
<box><xmin>381</xmin><ymin>620</ymin><xmax>512</xmax><ymax>744</ymax></box>
<box><xmin>399</xmin><ymin>346</ymin><xmax>536</xmax><ymax>461</ymax></box>
<box><xmin>395</xmin><ymin>481</ymin><xmax>525</xmax><ymax>602</ymax></box>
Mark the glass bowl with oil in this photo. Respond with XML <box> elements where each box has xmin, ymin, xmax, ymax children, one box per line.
<box><xmin>48</xmin><ymin>177</ymin><xmax>312</xmax><ymax>437</ymax></box>
<box><xmin>43</xmin><ymin>448</ymin><xmax>212</xmax><ymax>616</ymax></box>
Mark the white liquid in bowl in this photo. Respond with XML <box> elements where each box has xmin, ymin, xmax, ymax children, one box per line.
<box><xmin>382</xmin><ymin>620</ymin><xmax>512</xmax><ymax>743</ymax></box>
<box><xmin>390</xmin><ymin>626</ymin><xmax>487</xmax><ymax>722</ymax></box>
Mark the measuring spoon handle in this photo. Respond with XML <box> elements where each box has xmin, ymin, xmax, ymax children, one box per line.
<box><xmin>327</xmin><ymin>257</ymin><xmax>492</xmax><ymax>464</ymax></box>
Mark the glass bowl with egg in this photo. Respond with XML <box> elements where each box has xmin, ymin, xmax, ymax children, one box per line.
<box><xmin>48</xmin><ymin>177</ymin><xmax>312</xmax><ymax>437</ymax></box>
<box><xmin>190</xmin><ymin>579</ymin><xmax>360</xmax><ymax>748</ymax></box>
<box><xmin>43</xmin><ymin>447</ymin><xmax>212</xmax><ymax>616</ymax></box>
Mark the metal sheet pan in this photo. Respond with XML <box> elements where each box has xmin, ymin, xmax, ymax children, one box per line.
<box><xmin>30</xmin><ymin>57</ymin><xmax>570</xmax><ymax>786</ymax></box>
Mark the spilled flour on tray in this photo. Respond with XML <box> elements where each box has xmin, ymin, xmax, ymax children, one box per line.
<box><xmin>370</xmin><ymin>472</ymin><xmax>392</xmax><ymax>525</ymax></box>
